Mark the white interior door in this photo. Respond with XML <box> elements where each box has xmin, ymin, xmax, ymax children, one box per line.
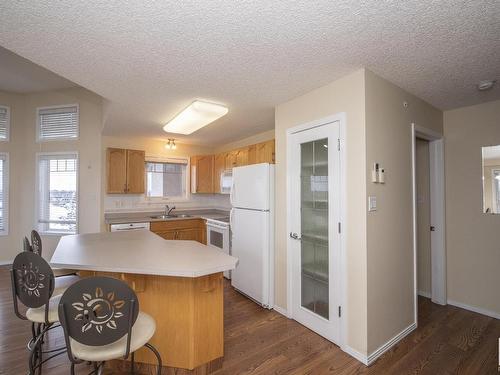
<box><xmin>288</xmin><ymin>120</ymin><xmax>341</xmax><ymax>344</ymax></box>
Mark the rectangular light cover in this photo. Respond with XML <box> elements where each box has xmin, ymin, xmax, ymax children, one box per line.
<box><xmin>163</xmin><ymin>100</ymin><xmax>228</xmax><ymax>135</ymax></box>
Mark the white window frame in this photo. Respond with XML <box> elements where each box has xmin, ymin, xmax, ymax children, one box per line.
<box><xmin>0</xmin><ymin>105</ymin><xmax>10</xmax><ymax>142</ymax></box>
<box><xmin>144</xmin><ymin>155</ymin><xmax>189</xmax><ymax>201</ymax></box>
<box><xmin>0</xmin><ymin>152</ymin><xmax>9</xmax><ymax>236</ymax></box>
<box><xmin>35</xmin><ymin>151</ymin><xmax>79</xmax><ymax>235</ymax></box>
<box><xmin>36</xmin><ymin>104</ymin><xmax>79</xmax><ymax>142</ymax></box>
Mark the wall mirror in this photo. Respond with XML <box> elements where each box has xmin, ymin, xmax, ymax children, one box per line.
<box><xmin>482</xmin><ymin>145</ymin><xmax>500</xmax><ymax>214</ymax></box>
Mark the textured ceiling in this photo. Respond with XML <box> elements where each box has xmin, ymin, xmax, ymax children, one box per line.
<box><xmin>0</xmin><ymin>1</ymin><xmax>499</xmax><ymax>145</ymax></box>
<box><xmin>0</xmin><ymin>46</ymin><xmax>75</xmax><ymax>93</ymax></box>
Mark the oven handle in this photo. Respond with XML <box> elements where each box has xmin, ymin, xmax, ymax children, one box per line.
<box><xmin>207</xmin><ymin>221</ymin><xmax>229</xmax><ymax>230</ymax></box>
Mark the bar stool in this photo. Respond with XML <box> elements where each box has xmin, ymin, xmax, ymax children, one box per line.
<box><xmin>11</xmin><ymin>251</ymin><xmax>66</xmax><ymax>374</ymax></box>
<box><xmin>26</xmin><ymin>230</ymin><xmax>80</xmax><ymax>295</ymax></box>
<box><xmin>58</xmin><ymin>276</ymin><xmax>162</xmax><ymax>375</ymax></box>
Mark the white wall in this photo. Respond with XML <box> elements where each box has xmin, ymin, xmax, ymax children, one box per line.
<box><xmin>444</xmin><ymin>99</ymin><xmax>500</xmax><ymax>317</ymax></box>
<box><xmin>0</xmin><ymin>87</ymin><xmax>103</xmax><ymax>262</ymax></box>
<box><xmin>275</xmin><ymin>69</ymin><xmax>368</xmax><ymax>354</ymax></box>
<box><xmin>364</xmin><ymin>70</ymin><xmax>443</xmax><ymax>353</ymax></box>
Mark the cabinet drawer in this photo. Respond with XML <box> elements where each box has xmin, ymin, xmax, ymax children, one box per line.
<box><xmin>150</xmin><ymin>218</ymin><xmax>204</xmax><ymax>232</ymax></box>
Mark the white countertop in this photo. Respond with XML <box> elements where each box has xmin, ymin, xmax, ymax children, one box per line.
<box><xmin>50</xmin><ymin>230</ymin><xmax>238</xmax><ymax>278</ymax></box>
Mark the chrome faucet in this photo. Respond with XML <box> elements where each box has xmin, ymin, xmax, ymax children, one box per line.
<box><xmin>165</xmin><ymin>205</ymin><xmax>176</xmax><ymax>216</ymax></box>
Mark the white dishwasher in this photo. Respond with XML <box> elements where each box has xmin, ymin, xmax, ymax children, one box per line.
<box><xmin>110</xmin><ymin>222</ymin><xmax>150</xmax><ymax>232</ymax></box>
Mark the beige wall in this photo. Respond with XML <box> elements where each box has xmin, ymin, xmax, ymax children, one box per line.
<box><xmin>0</xmin><ymin>87</ymin><xmax>103</xmax><ymax>263</ymax></box>
<box><xmin>275</xmin><ymin>69</ymin><xmax>368</xmax><ymax>353</ymax></box>
<box><xmin>0</xmin><ymin>91</ymin><xmax>27</xmax><ymax>263</ymax></box>
<box><xmin>101</xmin><ymin>136</ymin><xmax>230</xmax><ymax>220</ymax></box>
<box><xmin>416</xmin><ymin>139</ymin><xmax>431</xmax><ymax>296</ymax></box>
<box><xmin>364</xmin><ymin>70</ymin><xmax>443</xmax><ymax>352</ymax></box>
<box><xmin>444</xmin><ymin>99</ymin><xmax>500</xmax><ymax>316</ymax></box>
<box><xmin>213</xmin><ymin>129</ymin><xmax>275</xmax><ymax>153</ymax></box>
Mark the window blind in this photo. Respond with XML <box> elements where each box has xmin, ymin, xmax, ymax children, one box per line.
<box><xmin>37</xmin><ymin>153</ymin><xmax>78</xmax><ymax>234</ymax></box>
<box><xmin>0</xmin><ymin>153</ymin><xmax>8</xmax><ymax>234</ymax></box>
<box><xmin>0</xmin><ymin>106</ymin><xmax>9</xmax><ymax>141</ymax></box>
<box><xmin>38</xmin><ymin>105</ymin><xmax>79</xmax><ymax>141</ymax></box>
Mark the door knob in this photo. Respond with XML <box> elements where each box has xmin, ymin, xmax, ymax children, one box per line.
<box><xmin>289</xmin><ymin>232</ymin><xmax>302</xmax><ymax>240</ymax></box>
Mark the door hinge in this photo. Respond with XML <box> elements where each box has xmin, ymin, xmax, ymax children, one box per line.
<box><xmin>338</xmin><ymin>222</ymin><xmax>341</xmax><ymax>233</ymax></box>
<box><xmin>337</xmin><ymin>138</ymin><xmax>340</xmax><ymax>151</ymax></box>
<box><xmin>338</xmin><ymin>306</ymin><xmax>342</xmax><ymax>317</ymax></box>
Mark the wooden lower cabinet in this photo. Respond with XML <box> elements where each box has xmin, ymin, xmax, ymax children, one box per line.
<box><xmin>150</xmin><ymin>219</ymin><xmax>206</xmax><ymax>244</ymax></box>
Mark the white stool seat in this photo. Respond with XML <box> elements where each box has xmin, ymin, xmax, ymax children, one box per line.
<box><xmin>53</xmin><ymin>274</ymin><xmax>80</xmax><ymax>296</ymax></box>
<box><xmin>70</xmin><ymin>312</ymin><xmax>156</xmax><ymax>362</ymax></box>
<box><xmin>26</xmin><ymin>294</ymin><xmax>62</xmax><ymax>323</ymax></box>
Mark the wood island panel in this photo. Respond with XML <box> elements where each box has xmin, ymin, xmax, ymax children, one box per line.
<box><xmin>79</xmin><ymin>270</ymin><xmax>224</xmax><ymax>372</ymax></box>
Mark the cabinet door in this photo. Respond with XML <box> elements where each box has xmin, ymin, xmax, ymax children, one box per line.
<box><xmin>126</xmin><ymin>149</ymin><xmax>145</xmax><ymax>193</ymax></box>
<box><xmin>193</xmin><ymin>155</ymin><xmax>214</xmax><ymax>193</ymax></box>
<box><xmin>236</xmin><ymin>148</ymin><xmax>249</xmax><ymax>167</ymax></box>
<box><xmin>154</xmin><ymin>230</ymin><xmax>177</xmax><ymax>240</ymax></box>
<box><xmin>225</xmin><ymin>151</ymin><xmax>238</xmax><ymax>169</ymax></box>
<box><xmin>176</xmin><ymin>228</ymin><xmax>202</xmax><ymax>242</ymax></box>
<box><xmin>248</xmin><ymin>144</ymin><xmax>257</xmax><ymax>165</ymax></box>
<box><xmin>213</xmin><ymin>153</ymin><xmax>226</xmax><ymax>194</ymax></box>
<box><xmin>107</xmin><ymin>148</ymin><xmax>127</xmax><ymax>193</ymax></box>
<box><xmin>256</xmin><ymin>140</ymin><xmax>276</xmax><ymax>164</ymax></box>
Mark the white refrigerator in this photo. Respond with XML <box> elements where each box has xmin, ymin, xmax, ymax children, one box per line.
<box><xmin>230</xmin><ymin>163</ymin><xmax>274</xmax><ymax>308</ymax></box>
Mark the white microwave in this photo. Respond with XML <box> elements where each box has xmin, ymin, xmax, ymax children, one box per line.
<box><xmin>220</xmin><ymin>169</ymin><xmax>232</xmax><ymax>194</ymax></box>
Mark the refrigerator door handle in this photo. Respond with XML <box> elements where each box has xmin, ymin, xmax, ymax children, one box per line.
<box><xmin>230</xmin><ymin>181</ymin><xmax>235</xmax><ymax>205</ymax></box>
<box><xmin>230</xmin><ymin>209</ymin><xmax>234</xmax><ymax>235</ymax></box>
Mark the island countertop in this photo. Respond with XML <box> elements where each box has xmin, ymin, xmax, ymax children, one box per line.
<box><xmin>50</xmin><ymin>230</ymin><xmax>238</xmax><ymax>278</ymax></box>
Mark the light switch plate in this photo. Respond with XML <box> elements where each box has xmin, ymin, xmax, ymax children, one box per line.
<box><xmin>368</xmin><ymin>196</ymin><xmax>377</xmax><ymax>212</ymax></box>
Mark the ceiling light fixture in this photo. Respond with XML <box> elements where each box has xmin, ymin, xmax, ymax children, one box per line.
<box><xmin>477</xmin><ymin>80</ymin><xmax>496</xmax><ymax>91</ymax></box>
<box><xmin>163</xmin><ymin>100</ymin><xmax>228</xmax><ymax>135</ymax></box>
<box><xmin>165</xmin><ymin>138</ymin><xmax>176</xmax><ymax>150</ymax></box>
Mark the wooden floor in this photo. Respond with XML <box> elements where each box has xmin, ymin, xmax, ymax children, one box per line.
<box><xmin>1</xmin><ymin>267</ymin><xmax>498</xmax><ymax>374</ymax></box>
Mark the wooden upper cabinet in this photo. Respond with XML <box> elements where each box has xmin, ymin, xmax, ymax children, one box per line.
<box><xmin>256</xmin><ymin>140</ymin><xmax>276</xmax><ymax>164</ymax></box>
<box><xmin>191</xmin><ymin>155</ymin><xmax>214</xmax><ymax>193</ymax></box>
<box><xmin>235</xmin><ymin>147</ymin><xmax>249</xmax><ymax>167</ymax></box>
<box><xmin>106</xmin><ymin>148</ymin><xmax>127</xmax><ymax>193</ymax></box>
<box><xmin>213</xmin><ymin>153</ymin><xmax>226</xmax><ymax>194</ymax></box>
<box><xmin>106</xmin><ymin>148</ymin><xmax>145</xmax><ymax>194</ymax></box>
<box><xmin>126</xmin><ymin>149</ymin><xmax>145</xmax><ymax>194</ymax></box>
<box><xmin>248</xmin><ymin>144</ymin><xmax>257</xmax><ymax>165</ymax></box>
<box><xmin>225</xmin><ymin>151</ymin><xmax>238</xmax><ymax>169</ymax></box>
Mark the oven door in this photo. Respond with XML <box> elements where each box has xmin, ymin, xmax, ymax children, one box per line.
<box><xmin>206</xmin><ymin>223</ymin><xmax>231</xmax><ymax>279</ymax></box>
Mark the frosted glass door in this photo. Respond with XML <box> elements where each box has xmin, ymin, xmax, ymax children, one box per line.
<box><xmin>288</xmin><ymin>118</ymin><xmax>341</xmax><ymax>344</ymax></box>
<box><xmin>300</xmin><ymin>138</ymin><xmax>329</xmax><ymax>319</ymax></box>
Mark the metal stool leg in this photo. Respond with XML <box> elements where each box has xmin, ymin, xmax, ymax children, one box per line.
<box><xmin>144</xmin><ymin>343</ymin><xmax>162</xmax><ymax>375</ymax></box>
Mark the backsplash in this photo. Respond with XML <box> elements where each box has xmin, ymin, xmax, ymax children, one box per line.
<box><xmin>104</xmin><ymin>193</ymin><xmax>231</xmax><ymax>212</ymax></box>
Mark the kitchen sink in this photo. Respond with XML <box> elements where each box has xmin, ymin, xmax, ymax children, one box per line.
<box><xmin>149</xmin><ymin>214</ymin><xmax>192</xmax><ymax>219</ymax></box>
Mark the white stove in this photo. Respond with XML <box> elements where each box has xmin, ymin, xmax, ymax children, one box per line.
<box><xmin>206</xmin><ymin>217</ymin><xmax>231</xmax><ymax>279</ymax></box>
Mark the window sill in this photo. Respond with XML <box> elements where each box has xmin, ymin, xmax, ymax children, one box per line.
<box><xmin>39</xmin><ymin>231</ymin><xmax>77</xmax><ymax>237</ymax></box>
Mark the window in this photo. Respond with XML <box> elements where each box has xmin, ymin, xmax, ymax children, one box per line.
<box><xmin>493</xmin><ymin>169</ymin><xmax>500</xmax><ymax>214</ymax></box>
<box><xmin>145</xmin><ymin>159</ymin><xmax>187</xmax><ymax>198</ymax></box>
<box><xmin>0</xmin><ymin>153</ymin><xmax>8</xmax><ymax>235</ymax></box>
<box><xmin>0</xmin><ymin>106</ymin><xmax>10</xmax><ymax>141</ymax></box>
<box><xmin>37</xmin><ymin>153</ymin><xmax>78</xmax><ymax>234</ymax></box>
<box><xmin>37</xmin><ymin>105</ymin><xmax>79</xmax><ymax>141</ymax></box>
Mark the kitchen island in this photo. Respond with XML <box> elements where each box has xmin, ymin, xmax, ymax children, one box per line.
<box><xmin>51</xmin><ymin>230</ymin><xmax>238</xmax><ymax>373</ymax></box>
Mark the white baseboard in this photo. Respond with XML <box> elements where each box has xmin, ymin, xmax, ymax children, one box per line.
<box><xmin>273</xmin><ymin>305</ymin><xmax>290</xmax><ymax>318</ymax></box>
<box><xmin>418</xmin><ymin>290</ymin><xmax>431</xmax><ymax>298</ymax></box>
<box><xmin>343</xmin><ymin>345</ymin><xmax>368</xmax><ymax>365</ymax></box>
<box><xmin>344</xmin><ymin>322</ymin><xmax>418</xmax><ymax>366</ymax></box>
<box><xmin>447</xmin><ymin>299</ymin><xmax>500</xmax><ymax>320</ymax></box>
<box><xmin>366</xmin><ymin>322</ymin><xmax>417</xmax><ymax>365</ymax></box>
